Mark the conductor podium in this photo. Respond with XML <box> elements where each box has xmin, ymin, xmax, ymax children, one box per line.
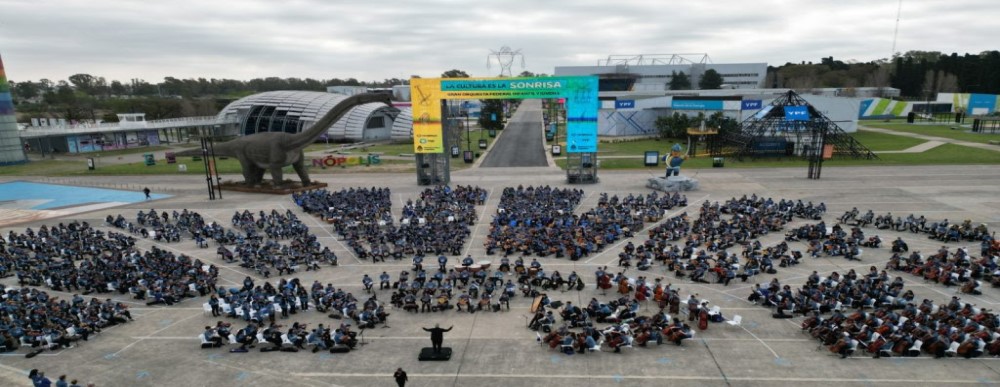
<box><xmin>418</xmin><ymin>347</ymin><xmax>452</xmax><ymax>361</ymax></box>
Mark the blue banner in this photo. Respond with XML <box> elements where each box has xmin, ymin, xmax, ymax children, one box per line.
<box><xmin>741</xmin><ymin>100</ymin><xmax>762</xmax><ymax>110</ymax></box>
<box><xmin>784</xmin><ymin>106</ymin><xmax>809</xmax><ymax>121</ymax></box>
<box><xmin>858</xmin><ymin>99</ymin><xmax>874</xmax><ymax>118</ymax></box>
<box><xmin>615</xmin><ymin>100</ymin><xmax>635</xmax><ymax>109</ymax></box>
<box><xmin>565</xmin><ymin>77</ymin><xmax>599</xmax><ymax>153</ymax></box>
<box><xmin>968</xmin><ymin>93</ymin><xmax>997</xmax><ymax>114</ymax></box>
<box><xmin>671</xmin><ymin>100</ymin><xmax>723</xmax><ymax>110</ymax></box>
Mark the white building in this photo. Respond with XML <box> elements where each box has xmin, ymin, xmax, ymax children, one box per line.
<box><xmin>553</xmin><ymin>55</ymin><xmax>862</xmax><ymax>136</ymax></box>
<box><xmin>555</xmin><ymin>54</ymin><xmax>767</xmax><ymax>92</ymax></box>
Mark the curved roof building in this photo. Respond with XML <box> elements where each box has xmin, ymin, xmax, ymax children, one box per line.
<box><xmin>217</xmin><ymin>91</ymin><xmax>399</xmax><ymax>142</ymax></box>
<box><xmin>390</xmin><ymin>107</ymin><xmax>413</xmax><ymax>141</ymax></box>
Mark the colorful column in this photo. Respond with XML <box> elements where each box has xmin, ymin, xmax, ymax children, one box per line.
<box><xmin>0</xmin><ymin>54</ymin><xmax>28</xmax><ymax>165</ymax></box>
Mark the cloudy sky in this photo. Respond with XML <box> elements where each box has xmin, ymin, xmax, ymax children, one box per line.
<box><xmin>1</xmin><ymin>0</ymin><xmax>997</xmax><ymax>83</ymax></box>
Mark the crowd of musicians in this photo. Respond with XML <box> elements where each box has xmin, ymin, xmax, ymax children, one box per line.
<box><xmin>295</xmin><ymin>186</ymin><xmax>487</xmax><ymax>261</ymax></box>
<box><xmin>3</xmin><ymin>186</ymin><xmax>999</xmax><ymax>364</ymax></box>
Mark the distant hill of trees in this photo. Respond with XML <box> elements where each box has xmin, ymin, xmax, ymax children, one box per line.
<box><xmin>5</xmin><ymin>50</ymin><xmax>999</xmax><ymax>122</ymax></box>
<box><xmin>6</xmin><ymin>75</ymin><xmax>410</xmax><ymax>122</ymax></box>
<box><xmin>767</xmin><ymin>50</ymin><xmax>1000</xmax><ymax>98</ymax></box>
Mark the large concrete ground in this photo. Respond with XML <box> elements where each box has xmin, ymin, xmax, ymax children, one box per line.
<box><xmin>2</xmin><ymin>164</ymin><xmax>1000</xmax><ymax>387</ymax></box>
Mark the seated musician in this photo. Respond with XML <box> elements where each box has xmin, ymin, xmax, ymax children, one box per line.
<box><xmin>402</xmin><ymin>294</ymin><xmax>418</xmax><ymax>313</ymax></box>
<box><xmin>498</xmin><ymin>257</ymin><xmax>510</xmax><ymax>272</ymax></box>
<box><xmin>637</xmin><ymin>257</ymin><xmax>652</xmax><ymax>271</ymax></box>
<box><xmin>476</xmin><ymin>294</ymin><xmax>491</xmax><ymax>311</ymax></box>
<box><xmin>462</xmin><ymin>255</ymin><xmax>474</xmax><ymax>267</ymax></box>
<box><xmin>434</xmin><ymin>294</ymin><xmax>451</xmax><ymax>311</ymax></box>
<box><xmin>832</xmin><ymin>332</ymin><xmax>858</xmax><ymax>358</ymax></box>
<box><xmin>456</xmin><ymin>293</ymin><xmax>470</xmax><ymax>312</ymax></box>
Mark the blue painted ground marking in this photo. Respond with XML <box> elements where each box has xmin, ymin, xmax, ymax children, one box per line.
<box><xmin>235</xmin><ymin>371</ymin><xmax>250</xmax><ymax>381</ymax></box>
<box><xmin>103</xmin><ymin>353</ymin><xmax>119</xmax><ymax>360</ymax></box>
<box><xmin>207</xmin><ymin>354</ymin><xmax>223</xmax><ymax>361</ymax></box>
<box><xmin>657</xmin><ymin>357</ymin><xmax>672</xmax><ymax>365</ymax></box>
<box><xmin>612</xmin><ymin>374</ymin><xmax>624</xmax><ymax>383</ymax></box>
<box><xmin>550</xmin><ymin>354</ymin><xmax>562</xmax><ymax>364</ymax></box>
<box><xmin>774</xmin><ymin>357</ymin><xmax>791</xmax><ymax>366</ymax></box>
<box><xmin>0</xmin><ymin>181</ymin><xmax>170</xmax><ymax>210</ymax></box>
<box><xmin>136</xmin><ymin>371</ymin><xmax>150</xmax><ymax>380</ymax></box>
<box><xmin>319</xmin><ymin>354</ymin><xmax>335</xmax><ymax>360</ymax></box>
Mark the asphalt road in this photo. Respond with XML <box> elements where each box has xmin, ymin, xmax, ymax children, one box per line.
<box><xmin>479</xmin><ymin>99</ymin><xmax>548</xmax><ymax>167</ymax></box>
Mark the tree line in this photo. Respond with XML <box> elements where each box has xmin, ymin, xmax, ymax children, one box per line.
<box><xmin>766</xmin><ymin>50</ymin><xmax>1000</xmax><ymax>98</ymax></box>
<box><xmin>6</xmin><ymin>50</ymin><xmax>998</xmax><ymax>122</ymax></box>
<box><xmin>8</xmin><ymin>74</ymin><xmax>411</xmax><ymax>101</ymax></box>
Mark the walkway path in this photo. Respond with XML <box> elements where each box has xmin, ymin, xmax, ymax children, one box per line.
<box><xmin>478</xmin><ymin>100</ymin><xmax>548</xmax><ymax>167</ymax></box>
<box><xmin>859</xmin><ymin>125</ymin><xmax>1000</xmax><ymax>153</ymax></box>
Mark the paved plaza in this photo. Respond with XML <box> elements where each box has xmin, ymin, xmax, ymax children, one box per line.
<box><xmin>2</xmin><ymin>164</ymin><xmax>1000</xmax><ymax>387</ymax></box>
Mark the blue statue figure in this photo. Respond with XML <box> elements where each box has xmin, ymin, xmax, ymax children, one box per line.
<box><xmin>663</xmin><ymin>143</ymin><xmax>687</xmax><ymax>177</ymax></box>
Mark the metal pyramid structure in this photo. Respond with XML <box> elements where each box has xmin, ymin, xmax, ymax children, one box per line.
<box><xmin>714</xmin><ymin>90</ymin><xmax>877</xmax><ymax>161</ymax></box>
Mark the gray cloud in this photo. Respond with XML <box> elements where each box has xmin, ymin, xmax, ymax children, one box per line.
<box><xmin>1</xmin><ymin>0</ymin><xmax>997</xmax><ymax>83</ymax></box>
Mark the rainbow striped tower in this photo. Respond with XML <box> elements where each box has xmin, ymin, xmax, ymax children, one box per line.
<box><xmin>0</xmin><ymin>53</ymin><xmax>27</xmax><ymax>165</ymax></box>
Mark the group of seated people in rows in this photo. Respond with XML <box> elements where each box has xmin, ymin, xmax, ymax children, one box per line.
<box><xmin>787</xmin><ymin>222</ymin><xmax>864</xmax><ymax>260</ymax></box>
<box><xmin>4</xmin><ymin>219</ymin><xmax>219</xmax><ymax>307</ymax></box>
<box><xmin>296</xmin><ymin>186</ymin><xmax>486</xmax><ymax>262</ymax></box>
<box><xmin>201</xmin><ymin>319</ymin><xmax>358</xmax><ymax>353</ymax></box>
<box><xmin>843</xmin><ymin>209</ymin><xmax>992</xmax><ymax>243</ymax></box>
<box><xmin>28</xmin><ymin>369</ymin><xmax>94</xmax><ymax>387</ymax></box>
<box><xmin>749</xmin><ymin>267</ymin><xmax>908</xmax><ymax>318</ymax></box>
<box><xmin>695</xmin><ymin>196</ymin><xmax>792</xmax><ymax>245</ymax></box>
<box><xmin>230</xmin><ymin>209</ymin><xmax>338</xmax><ymax>272</ymax></box>
<box><xmin>209</xmin><ymin>275</ymin><xmax>391</xmax><ymax>333</ymax></box>
<box><xmin>610</xmin><ymin>195</ymin><xmax>801</xmax><ymax>283</ymax></box>
<box><xmin>886</xmin><ymin>244</ymin><xmax>996</xmax><ymax>295</ymax></box>
<box><xmin>530</xmin><ymin>288</ymin><xmax>707</xmax><ymax>354</ymax></box>
<box><xmin>388</xmin><ymin>259</ymin><xmax>514</xmax><ymax>315</ymax></box>
<box><xmin>1</xmin><ymin>285</ymin><xmax>133</xmax><ymax>354</ymax></box>
<box><xmin>484</xmin><ymin>187</ymin><xmax>686</xmax><ymax>260</ymax></box>
<box><xmin>804</xmin><ymin>294</ymin><xmax>999</xmax><ymax>359</ymax></box>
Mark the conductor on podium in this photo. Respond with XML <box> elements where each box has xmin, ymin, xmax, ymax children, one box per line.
<box><xmin>423</xmin><ymin>324</ymin><xmax>453</xmax><ymax>353</ymax></box>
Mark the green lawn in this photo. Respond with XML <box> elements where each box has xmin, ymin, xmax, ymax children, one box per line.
<box><xmin>595</xmin><ymin>138</ymin><xmax>686</xmax><ymax>156</ymax></box>
<box><xmin>27</xmin><ymin>145</ymin><xmax>174</xmax><ymax>159</ymax></box>
<box><xmin>849</xmin><ymin>131</ymin><xmax>925</xmax><ymax>151</ymax></box>
<box><xmin>307</xmin><ymin>142</ymin><xmax>415</xmax><ymax>155</ymax></box>
<box><xmin>0</xmin><ymin>156</ymin><xmax>414</xmax><ymax>176</ymax></box>
<box><xmin>863</xmin><ymin>122</ymin><xmax>1000</xmax><ymax>144</ymax></box>
<box><xmin>0</xmin><ymin>160</ymin><xmax>84</xmax><ymax>176</ymax></box>
<box><xmin>556</xmin><ymin>143</ymin><xmax>1000</xmax><ymax>170</ymax></box>
<box><xmin>306</xmin><ymin>129</ymin><xmax>497</xmax><ymax>156</ymax></box>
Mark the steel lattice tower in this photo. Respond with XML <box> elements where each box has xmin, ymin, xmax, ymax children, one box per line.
<box><xmin>487</xmin><ymin>46</ymin><xmax>525</xmax><ymax>77</ymax></box>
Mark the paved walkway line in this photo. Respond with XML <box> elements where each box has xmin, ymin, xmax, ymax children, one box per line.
<box><xmin>876</xmin><ymin>140</ymin><xmax>945</xmax><ymax>154</ymax></box>
<box><xmin>289</xmin><ymin>372</ymin><xmax>998</xmax><ymax>383</ymax></box>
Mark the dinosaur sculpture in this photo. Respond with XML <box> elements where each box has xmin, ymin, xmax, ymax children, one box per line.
<box><xmin>179</xmin><ymin>93</ymin><xmax>391</xmax><ymax>187</ymax></box>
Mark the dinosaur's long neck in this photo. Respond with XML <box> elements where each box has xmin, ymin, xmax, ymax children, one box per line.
<box><xmin>172</xmin><ymin>141</ymin><xmax>238</xmax><ymax>157</ymax></box>
<box><xmin>288</xmin><ymin>93</ymin><xmax>392</xmax><ymax>149</ymax></box>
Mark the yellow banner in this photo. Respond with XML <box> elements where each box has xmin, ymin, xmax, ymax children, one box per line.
<box><xmin>411</xmin><ymin>78</ymin><xmax>444</xmax><ymax>154</ymax></box>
